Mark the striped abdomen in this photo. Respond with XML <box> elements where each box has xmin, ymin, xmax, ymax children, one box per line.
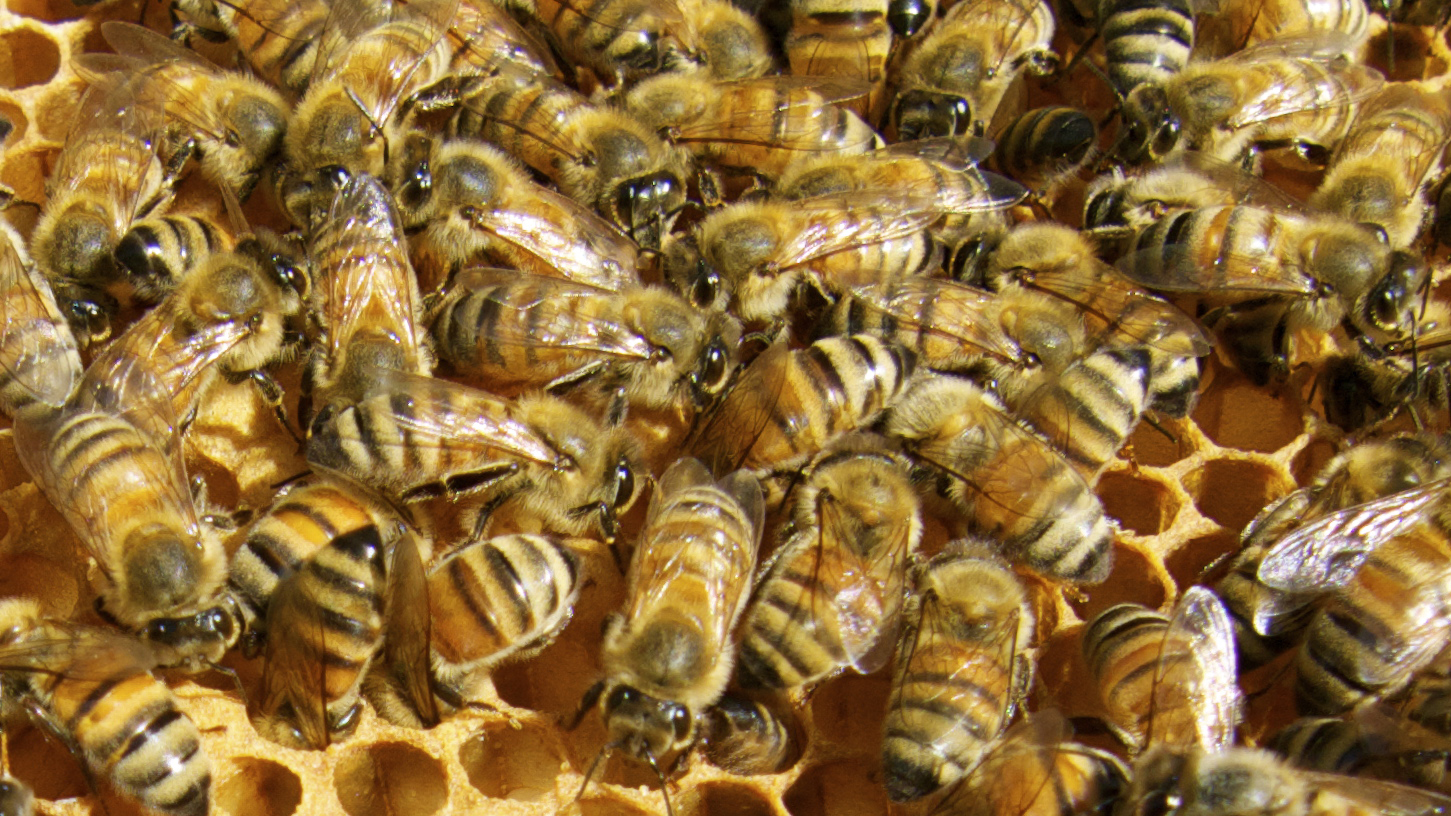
<box><xmin>704</xmin><ymin>694</ymin><xmax>801</xmax><ymax>775</ymax></box>
<box><xmin>114</xmin><ymin>213</ymin><xmax>231</xmax><ymax>301</ymax></box>
<box><xmin>428</xmin><ymin>533</ymin><xmax>581</xmax><ymax>696</ymax></box>
<box><xmin>1296</xmin><ymin>523</ymin><xmax>1451</xmax><ymax>715</ymax></box>
<box><xmin>452</xmin><ymin>75</ymin><xmax>591</xmax><ymax>187</ymax></box>
<box><xmin>1099</xmin><ymin>0</ymin><xmax>1195</xmax><ymax>96</ymax></box>
<box><xmin>1082</xmin><ymin>603</ymin><xmax>1200</xmax><ymax>750</ymax></box>
<box><xmin>1125</xmin><ymin>205</ymin><xmax>1295</xmax><ymax>292</ymax></box>
<box><xmin>45</xmin><ymin>666</ymin><xmax>210</xmax><ymax>816</ymax></box>
<box><xmin>232</xmin><ymin>0</ymin><xmax>329</xmax><ymax>94</ymax></box>
<box><xmin>1147</xmin><ymin>346</ymin><xmax>1201</xmax><ymax>416</ymax></box>
<box><xmin>1266</xmin><ymin>717</ymin><xmax>1367</xmax><ymax>773</ymax></box>
<box><xmin>706</xmin><ymin>85</ymin><xmax>878</xmax><ymax>177</ymax></box>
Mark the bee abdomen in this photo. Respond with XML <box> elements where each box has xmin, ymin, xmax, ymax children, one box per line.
<box><xmin>1100</xmin><ymin>0</ymin><xmax>1195</xmax><ymax>94</ymax></box>
<box><xmin>735</xmin><ymin>557</ymin><xmax>849</xmax><ymax>690</ymax></box>
<box><xmin>1147</xmin><ymin>347</ymin><xmax>1202</xmax><ymax>416</ymax></box>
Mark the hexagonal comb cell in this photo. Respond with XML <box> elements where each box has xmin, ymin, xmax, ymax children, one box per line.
<box><xmin>1192</xmin><ymin>372</ymin><xmax>1304</xmax><ymax>454</ymax></box>
<box><xmin>693</xmin><ymin>783</ymin><xmax>778</xmax><ymax>816</ymax></box>
<box><xmin>1098</xmin><ymin>471</ymin><xmax>1179</xmax><ymax>536</ymax></box>
<box><xmin>0</xmin><ymin>553</ymin><xmax>77</xmax><ymax>617</ymax></box>
<box><xmin>460</xmin><ymin>724</ymin><xmax>564</xmax><ymax>802</ymax></box>
<box><xmin>1071</xmin><ymin>544</ymin><xmax>1170</xmax><ymax>622</ymax></box>
<box><xmin>216</xmin><ymin>759</ymin><xmax>303</xmax><ymax>816</ymax></box>
<box><xmin>809</xmin><ymin>672</ymin><xmax>889</xmax><ymax>750</ymax></box>
<box><xmin>783</xmin><ymin>760</ymin><xmax>888</xmax><ymax>816</ymax></box>
<box><xmin>5</xmin><ymin>0</ymin><xmax>87</xmax><ymax>22</ymax></box>
<box><xmin>1124</xmin><ymin>418</ymin><xmax>1199</xmax><ymax>467</ymax></box>
<box><xmin>0</xmin><ymin>28</ymin><xmax>60</xmax><ymax>89</ymax></box>
<box><xmin>579</xmin><ymin>800</ymin><xmax>655</xmax><ymax>816</ymax></box>
<box><xmin>1183</xmin><ymin>459</ymin><xmax>1291</xmax><ymax>533</ymax></box>
<box><xmin>333</xmin><ymin>742</ymin><xmax>449</xmax><ymax>816</ymax></box>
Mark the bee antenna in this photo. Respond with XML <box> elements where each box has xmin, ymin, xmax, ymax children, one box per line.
<box><xmin>573</xmin><ymin>740</ymin><xmax>616</xmax><ymax>813</ymax></box>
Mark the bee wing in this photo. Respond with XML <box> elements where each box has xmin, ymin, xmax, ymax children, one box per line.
<box><xmin>51</xmin><ymin>72</ymin><xmax>167</xmax><ymax>233</ymax></box>
<box><xmin>445</xmin><ymin>270</ymin><xmax>653</xmax><ymax>361</ymax></box>
<box><xmin>444</xmin><ymin>0</ymin><xmax>560</xmax><ymax>80</ymax></box>
<box><xmin>545</xmin><ymin>0</ymin><xmax>686</xmax><ymax>41</ymax></box>
<box><xmin>1302</xmin><ymin>771</ymin><xmax>1451</xmax><ymax>815</ymax></box>
<box><xmin>815</xmin><ymin>489</ymin><xmax>914</xmax><ymax>675</ymax></box>
<box><xmin>383</xmin><ymin>531</ymin><xmax>439</xmax><ymax>728</ymax></box>
<box><xmin>1115</xmin><ymin>215</ymin><xmax>1321</xmax><ymax>296</ymax></box>
<box><xmin>845</xmin><ymin>279</ymin><xmax>1025</xmax><ymax>365</ymax></box>
<box><xmin>688</xmin><ymin>340</ymin><xmax>791</xmax><ymax>475</ymax></box>
<box><xmin>773</xmin><ymin>194</ymin><xmax>940</xmax><ymax>272</ymax></box>
<box><xmin>1221</xmin><ymin>39</ymin><xmax>1385</xmax><ymax>131</ymax></box>
<box><xmin>880</xmin><ymin>135</ymin><xmax>999</xmax><ymax>168</ymax></box>
<box><xmin>314</xmin><ymin>175</ymin><xmax>429</xmax><ymax>371</ymax></box>
<box><xmin>0</xmin><ymin>232</ymin><xmax>81</xmax><ymax>413</ymax></box>
<box><xmin>1328</xmin><ymin>85</ymin><xmax>1451</xmax><ymax>183</ymax></box>
<box><xmin>670</xmin><ymin>77</ymin><xmax>877</xmax><ymax>153</ymax></box>
<box><xmin>257</xmin><ymin>568</ymin><xmax>332</xmax><ymax>750</ymax></box>
<box><xmin>1155</xmin><ymin>152</ymin><xmax>1308</xmax><ymax>213</ymax></box>
<box><xmin>941</xmin><ymin>0</ymin><xmax>1051</xmax><ymax>77</ymax></box>
<box><xmin>1257</xmin><ymin>479</ymin><xmax>1451</xmax><ymax>593</ymax></box>
<box><xmin>311</xmin><ymin>0</ymin><xmax>460</xmax><ymax>123</ymax></box>
<box><xmin>458</xmin><ymin>69</ymin><xmax>597</xmax><ymax>172</ymax></box>
<box><xmin>939</xmin><ymin>709</ymin><xmax>1079</xmax><ymax>816</ymax></box>
<box><xmin>1012</xmin><ymin>260</ymin><xmax>1212</xmax><ymax>356</ymax></box>
<box><xmin>469</xmin><ymin>184</ymin><xmax>639</xmax><ymax>291</ymax></box>
<box><xmin>0</xmin><ymin>625</ymin><xmax>157</xmax><ymax>682</ymax></box>
<box><xmin>1145</xmin><ymin>586</ymin><xmax>1241</xmax><ymax>754</ymax></box>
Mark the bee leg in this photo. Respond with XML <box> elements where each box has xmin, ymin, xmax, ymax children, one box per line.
<box><xmin>208</xmin><ymin>661</ymin><xmax>249</xmax><ymax>707</ymax></box>
<box><xmin>570</xmin><ymin>681</ymin><xmax>606</xmax><ymax>731</ymax></box>
<box><xmin>1140</xmin><ymin>413</ymin><xmax>1178</xmax><ymax>445</ymax></box>
<box><xmin>236</xmin><ymin>368</ymin><xmax>301</xmax><ymax>444</ymax></box>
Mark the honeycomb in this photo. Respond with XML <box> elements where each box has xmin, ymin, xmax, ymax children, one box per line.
<box><xmin>0</xmin><ymin>1</ymin><xmax>1447</xmax><ymax>815</ymax></box>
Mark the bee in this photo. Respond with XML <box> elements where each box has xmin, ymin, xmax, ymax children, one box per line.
<box><xmin>886</xmin><ymin>0</ymin><xmax>1058</xmax><ymax>140</ymax></box>
<box><xmin>451</xmin><ymin>67</ymin><xmax>692</xmax><ymax>250</ymax></box>
<box><xmin>1309</xmin><ymin>83</ymin><xmax>1451</xmax><ymax>249</ymax></box>
<box><xmin>228</xmin><ymin>475</ymin><xmax>412</xmax><ymax>656</ymax></box>
<box><xmin>428</xmin><ymin>268</ymin><xmax>738</xmax><ymax>418</ymax></box>
<box><xmin>734</xmin><ymin>436</ymin><xmax>922</xmax><ymax>691</ymax></box>
<box><xmin>981</xmin><ymin>222</ymin><xmax>1211</xmax><ymax>418</ymax></box>
<box><xmin>1081</xmin><ymin>587</ymin><xmax>1240</xmax><ymax>755</ymax></box>
<box><xmin>111</xmin><ymin>209</ymin><xmax>238</xmax><ymax>304</ymax></box>
<box><xmin>1266</xmin><ymin>706</ymin><xmax>1451</xmax><ymax>790</ymax></box>
<box><xmin>689</xmin><ymin>336</ymin><xmax>916</xmax><ymax>476</ymax></box>
<box><xmin>1114</xmin><ymin>35</ymin><xmax>1384</xmax><ymax>166</ymax></box>
<box><xmin>623</xmin><ymin>75</ymin><xmax>881</xmax><ymax>187</ymax></box>
<box><xmin>391</xmin><ymin>136</ymin><xmax>640</xmax><ymax>292</ymax></box>
<box><xmin>194</xmin><ymin>0</ymin><xmax>332</xmax><ymax>94</ymax></box>
<box><xmin>1118</xmin><ymin>202</ymin><xmax>1426</xmax><ymax>385</ymax></box>
<box><xmin>680</xmin><ymin>0</ymin><xmax>775</xmax><ymax>79</ymax></box>
<box><xmin>1204</xmin><ymin>0</ymin><xmax>1372</xmax><ymax>56</ymax></box>
<box><xmin>253</xmin><ymin>526</ymin><xmax>423</xmax><ymax>748</ymax></box>
<box><xmin>1317</xmin><ymin>302</ymin><xmax>1451</xmax><ymax>431</ymax></box>
<box><xmin>503</xmin><ymin>0</ymin><xmax>697</xmax><ymax>88</ymax></box>
<box><xmin>1215</xmin><ymin>433</ymin><xmax>1451</xmax><ymax>671</ymax></box>
<box><xmin>882</xmin><ymin>542</ymin><xmax>1036</xmax><ymax>802</ymax></box>
<box><xmin>29</xmin><ymin>72</ymin><xmax>180</xmax><ymax>347</ymax></box>
<box><xmin>306</xmin><ymin>174</ymin><xmax>433</xmax><ymax>413</ymax></box>
<box><xmin>677</xmin><ymin>193</ymin><xmax>942</xmax><ymax>323</ymax></box>
<box><xmin>580</xmin><ymin>458</ymin><xmax>763</xmax><ymax>779</ymax></box>
<box><xmin>989</xmin><ymin>106</ymin><xmax>1098</xmax><ymax>201</ymax></box>
<box><xmin>702</xmin><ymin>692</ymin><xmax>804</xmax><ymax>776</ymax></box>
<box><xmin>77</xmin><ymin>22</ymin><xmax>289</xmax><ymax>202</ymax></box>
<box><xmin>307</xmin><ymin>371</ymin><xmax>642</xmax><ymax>542</ymax></box>
<box><xmin>0</xmin><ymin>114</ymin><xmax>19</xmax><ymax>211</ymax></box>
<box><xmin>1063</xmin><ymin>0</ymin><xmax>1205</xmax><ymax>99</ymax></box>
<box><xmin>931</xmin><ymin>710</ymin><xmax>1131</xmax><ymax>816</ymax></box>
<box><xmin>785</xmin><ymin>0</ymin><xmax>892</xmax><ymax>116</ymax></box>
<box><xmin>0</xmin><ymin>221</ymin><xmax>83</xmax><ymax>425</ymax></box>
<box><xmin>1257</xmin><ymin>476</ymin><xmax>1451</xmax><ymax>715</ymax></box>
<box><xmin>421</xmin><ymin>532</ymin><xmax>582</xmax><ymax>709</ymax></box>
<box><xmin>884</xmin><ymin>374</ymin><xmax>1115</xmax><ymax>584</ymax></box>
<box><xmin>0</xmin><ymin>598</ymin><xmax>210</xmax><ymax>816</ymax></box>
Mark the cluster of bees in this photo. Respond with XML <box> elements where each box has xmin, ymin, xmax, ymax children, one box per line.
<box><xmin>7</xmin><ymin>0</ymin><xmax>1451</xmax><ymax>812</ymax></box>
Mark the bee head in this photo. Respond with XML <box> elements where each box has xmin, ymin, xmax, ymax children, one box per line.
<box><xmin>891</xmin><ymin>89</ymin><xmax>973</xmax><ymax>142</ymax></box>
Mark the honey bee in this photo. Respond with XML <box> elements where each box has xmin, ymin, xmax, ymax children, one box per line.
<box><xmin>195</xmin><ymin>0</ymin><xmax>332</xmax><ymax>94</ymax></box>
<box><xmin>989</xmin><ymin>106</ymin><xmax>1098</xmax><ymax>200</ymax></box>
<box><xmin>677</xmin><ymin>193</ymin><xmax>942</xmax><ymax>323</ymax></box>
<box><xmin>1118</xmin><ymin>202</ymin><xmax>1425</xmax><ymax>384</ymax></box>
<box><xmin>1081</xmin><ymin>586</ymin><xmax>1240</xmax><ymax>755</ymax></box>
<box><xmin>421</xmin><ymin>532</ymin><xmax>582</xmax><ymax>709</ymax></box>
<box><xmin>623</xmin><ymin>75</ymin><xmax>881</xmax><ymax>186</ymax></box>
<box><xmin>681</xmin><ymin>0</ymin><xmax>775</xmax><ymax>79</ymax></box>
<box><xmin>734</xmin><ymin>436</ymin><xmax>922</xmax><ymax>691</ymax></box>
<box><xmin>1203</xmin><ymin>0</ymin><xmax>1372</xmax><ymax>56</ymax></box>
<box><xmin>391</xmin><ymin>136</ymin><xmax>640</xmax><ymax>292</ymax></box>
<box><xmin>0</xmin><ymin>221</ymin><xmax>83</xmax><ymax>424</ymax></box>
<box><xmin>306</xmin><ymin>174</ymin><xmax>433</xmax><ymax>412</ymax></box>
<box><xmin>887</xmin><ymin>0</ymin><xmax>1058</xmax><ymax>140</ymax></box>
<box><xmin>1113</xmin><ymin>35</ymin><xmax>1384</xmax><ymax>166</ymax></box>
<box><xmin>688</xmin><ymin>336</ymin><xmax>916</xmax><ymax>476</ymax></box>
<box><xmin>428</xmin><ymin>268</ymin><xmax>738</xmax><ymax>418</ymax></box>
<box><xmin>307</xmin><ymin>370</ymin><xmax>642</xmax><ymax>541</ymax></box>
<box><xmin>503</xmin><ymin>0</ymin><xmax>697</xmax><ymax>88</ymax></box>
<box><xmin>702</xmin><ymin>692</ymin><xmax>804</xmax><ymax>776</ymax></box>
<box><xmin>1063</xmin><ymin>0</ymin><xmax>1206</xmax><ymax>99</ymax></box>
<box><xmin>1309</xmin><ymin>83</ymin><xmax>1451</xmax><ymax>249</ymax></box>
<box><xmin>451</xmin><ymin>67</ymin><xmax>692</xmax><ymax>249</ymax></box>
<box><xmin>581</xmin><ymin>458</ymin><xmax>763</xmax><ymax>777</ymax></box>
<box><xmin>253</xmin><ymin>525</ymin><xmax>404</xmax><ymax>748</ymax></box>
<box><xmin>882</xmin><ymin>542</ymin><xmax>1036</xmax><ymax>802</ymax></box>
<box><xmin>931</xmin><ymin>710</ymin><xmax>1131</xmax><ymax>816</ymax></box>
<box><xmin>1256</xmin><ymin>476</ymin><xmax>1451</xmax><ymax>715</ymax></box>
<box><xmin>78</xmin><ymin>21</ymin><xmax>289</xmax><ymax>202</ymax></box>
<box><xmin>30</xmin><ymin>72</ymin><xmax>180</xmax><ymax>346</ymax></box>
<box><xmin>112</xmin><ymin>209</ymin><xmax>238</xmax><ymax>304</ymax></box>
<box><xmin>0</xmin><ymin>598</ymin><xmax>211</xmax><ymax>816</ymax></box>
<box><xmin>786</xmin><ymin>0</ymin><xmax>892</xmax><ymax>115</ymax></box>
<box><xmin>1266</xmin><ymin>707</ymin><xmax>1451</xmax><ymax>790</ymax></box>
<box><xmin>981</xmin><ymin>222</ymin><xmax>1211</xmax><ymax>418</ymax></box>
<box><xmin>229</xmin><ymin>475</ymin><xmax>412</xmax><ymax>656</ymax></box>
<box><xmin>1215</xmin><ymin>433</ymin><xmax>1451</xmax><ymax>670</ymax></box>
<box><xmin>884</xmin><ymin>374</ymin><xmax>1116</xmax><ymax>584</ymax></box>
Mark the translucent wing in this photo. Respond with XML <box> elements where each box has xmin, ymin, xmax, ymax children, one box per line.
<box><xmin>0</xmin><ymin>229</ymin><xmax>81</xmax><ymax>414</ymax></box>
<box><xmin>843</xmin><ymin>278</ymin><xmax>1026</xmax><ymax>367</ymax></box>
<box><xmin>1257</xmin><ymin>479</ymin><xmax>1451</xmax><ymax>593</ymax></box>
<box><xmin>773</xmin><ymin>193</ymin><xmax>941</xmax><ymax>272</ymax></box>
<box><xmin>1326</xmin><ymin>84</ymin><xmax>1451</xmax><ymax>184</ymax></box>
<box><xmin>812</xmin><ymin>485</ymin><xmax>914</xmax><ymax>674</ymax></box>
<box><xmin>942</xmin><ymin>710</ymin><xmax>1125</xmax><ymax>816</ymax></box>
<box><xmin>1304</xmin><ymin>771</ymin><xmax>1451</xmax><ymax>815</ymax></box>
<box><xmin>311</xmin><ymin>0</ymin><xmax>461</xmax><ymax>124</ymax></box>
<box><xmin>881</xmin><ymin>135</ymin><xmax>999</xmax><ymax>167</ymax></box>
<box><xmin>312</xmin><ymin>174</ymin><xmax>430</xmax><ymax>378</ymax></box>
<box><xmin>1147</xmin><ymin>151</ymin><xmax>1310</xmax><ymax>213</ymax></box>
<box><xmin>443</xmin><ymin>0</ymin><xmax>560</xmax><ymax>79</ymax></box>
<box><xmin>1145</xmin><ymin>586</ymin><xmax>1240</xmax><ymax>754</ymax></box>
<box><xmin>0</xmin><ymin>625</ymin><xmax>157</xmax><ymax>682</ymax></box>
<box><xmin>669</xmin><ymin>76</ymin><xmax>876</xmax><ymax>152</ymax></box>
<box><xmin>471</xmin><ymin>184</ymin><xmax>640</xmax><ymax>292</ymax></box>
<box><xmin>457</xmin><ymin>69</ymin><xmax>593</xmax><ymax>166</ymax></box>
<box><xmin>1116</xmin><ymin>208</ymin><xmax>1321</xmax><ymax>296</ymax></box>
<box><xmin>256</xmin><ymin>568</ymin><xmax>331</xmax><ymax>750</ymax></box>
<box><xmin>444</xmin><ymin>269</ymin><xmax>652</xmax><ymax>360</ymax></box>
<box><xmin>1219</xmin><ymin>36</ymin><xmax>1385</xmax><ymax>131</ymax></box>
<box><xmin>383</xmin><ymin>531</ymin><xmax>439</xmax><ymax>728</ymax></box>
<box><xmin>941</xmin><ymin>0</ymin><xmax>1052</xmax><ymax>78</ymax></box>
<box><xmin>688</xmin><ymin>340</ymin><xmax>792</xmax><ymax>474</ymax></box>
